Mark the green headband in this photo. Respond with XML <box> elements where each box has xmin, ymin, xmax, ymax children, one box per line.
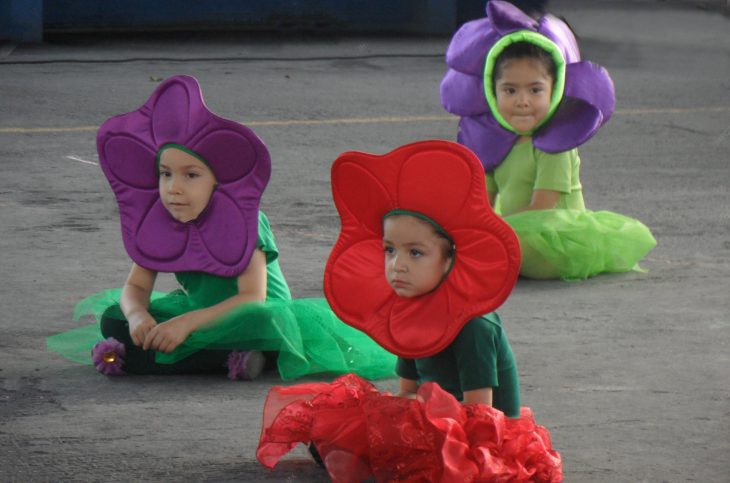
<box><xmin>483</xmin><ymin>30</ymin><xmax>566</xmax><ymax>136</ymax></box>
<box><xmin>156</xmin><ymin>143</ymin><xmax>213</xmax><ymax>170</ymax></box>
<box><xmin>384</xmin><ymin>209</ymin><xmax>454</xmax><ymax>246</ymax></box>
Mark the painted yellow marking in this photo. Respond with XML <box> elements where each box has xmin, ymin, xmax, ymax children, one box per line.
<box><xmin>618</xmin><ymin>106</ymin><xmax>730</xmax><ymax>115</ymax></box>
<box><xmin>246</xmin><ymin>115</ymin><xmax>452</xmax><ymax>126</ymax></box>
<box><xmin>0</xmin><ymin>126</ymin><xmax>98</xmax><ymax>133</ymax></box>
<box><xmin>1</xmin><ymin>106</ymin><xmax>728</xmax><ymax>134</ymax></box>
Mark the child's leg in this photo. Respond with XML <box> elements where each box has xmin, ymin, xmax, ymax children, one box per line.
<box><xmin>517</xmin><ymin>242</ymin><xmax>563</xmax><ymax>280</ymax></box>
<box><xmin>99</xmin><ymin>311</ymin><xmax>229</xmax><ymax>375</ymax></box>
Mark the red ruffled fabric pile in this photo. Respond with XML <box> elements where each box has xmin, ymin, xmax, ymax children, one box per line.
<box><xmin>257</xmin><ymin>374</ymin><xmax>562</xmax><ymax>482</ymax></box>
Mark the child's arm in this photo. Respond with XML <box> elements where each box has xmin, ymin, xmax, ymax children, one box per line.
<box><xmin>516</xmin><ymin>149</ymin><xmax>574</xmax><ymax>213</ymax></box>
<box><xmin>397</xmin><ymin>377</ymin><xmax>419</xmax><ymax>399</ymax></box>
<box><xmin>143</xmin><ymin>249</ymin><xmax>268</xmax><ymax>353</ymax></box>
<box><xmin>524</xmin><ymin>189</ymin><xmax>560</xmax><ymax>211</ymax></box>
<box><xmin>120</xmin><ymin>263</ymin><xmax>158</xmax><ymax>346</ymax></box>
<box><xmin>509</xmin><ymin>189</ymin><xmax>560</xmax><ymax>214</ymax></box>
<box><xmin>488</xmin><ymin>191</ymin><xmax>497</xmax><ymax>208</ymax></box>
<box><xmin>463</xmin><ymin>387</ymin><xmax>493</xmax><ymax>405</ymax></box>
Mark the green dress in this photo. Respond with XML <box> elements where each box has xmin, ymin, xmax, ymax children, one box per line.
<box><xmin>47</xmin><ymin>212</ymin><xmax>396</xmax><ymax>380</ymax></box>
<box><xmin>487</xmin><ymin>141</ymin><xmax>656</xmax><ymax>280</ymax></box>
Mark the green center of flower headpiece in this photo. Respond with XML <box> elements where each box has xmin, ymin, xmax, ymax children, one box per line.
<box><xmin>383</xmin><ymin>209</ymin><xmax>457</xmax><ymax>287</ymax></box>
<box><xmin>483</xmin><ymin>30</ymin><xmax>567</xmax><ymax>136</ymax></box>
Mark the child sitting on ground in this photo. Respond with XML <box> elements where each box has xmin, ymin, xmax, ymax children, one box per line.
<box><xmin>257</xmin><ymin>140</ymin><xmax>562</xmax><ymax>482</ymax></box>
<box><xmin>47</xmin><ymin>75</ymin><xmax>395</xmax><ymax>381</ymax></box>
<box><xmin>441</xmin><ymin>0</ymin><xmax>656</xmax><ymax>280</ymax></box>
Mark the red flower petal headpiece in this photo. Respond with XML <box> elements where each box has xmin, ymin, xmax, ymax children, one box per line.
<box><xmin>324</xmin><ymin>141</ymin><xmax>520</xmax><ymax>358</ymax></box>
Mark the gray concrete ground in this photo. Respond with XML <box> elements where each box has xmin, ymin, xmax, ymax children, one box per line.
<box><xmin>1</xmin><ymin>2</ymin><xmax>729</xmax><ymax>482</ymax></box>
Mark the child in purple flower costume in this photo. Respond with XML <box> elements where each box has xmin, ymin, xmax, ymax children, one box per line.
<box><xmin>441</xmin><ymin>0</ymin><xmax>656</xmax><ymax>280</ymax></box>
<box><xmin>48</xmin><ymin>76</ymin><xmax>395</xmax><ymax>380</ymax></box>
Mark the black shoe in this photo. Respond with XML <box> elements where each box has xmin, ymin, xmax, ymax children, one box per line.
<box><xmin>308</xmin><ymin>443</ymin><xmax>325</xmax><ymax>468</ymax></box>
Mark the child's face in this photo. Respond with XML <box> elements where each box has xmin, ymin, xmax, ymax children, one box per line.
<box><xmin>383</xmin><ymin>215</ymin><xmax>452</xmax><ymax>298</ymax></box>
<box><xmin>158</xmin><ymin>148</ymin><xmax>217</xmax><ymax>223</ymax></box>
<box><xmin>495</xmin><ymin>57</ymin><xmax>553</xmax><ymax>134</ymax></box>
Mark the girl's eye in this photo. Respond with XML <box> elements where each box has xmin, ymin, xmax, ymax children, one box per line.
<box><xmin>531</xmin><ymin>87</ymin><xmax>544</xmax><ymax>94</ymax></box>
<box><xmin>186</xmin><ymin>172</ymin><xmax>200</xmax><ymax>179</ymax></box>
<box><xmin>384</xmin><ymin>246</ymin><xmax>394</xmax><ymax>255</ymax></box>
<box><xmin>410</xmin><ymin>249</ymin><xmax>423</xmax><ymax>257</ymax></box>
<box><xmin>159</xmin><ymin>171</ymin><xmax>171</xmax><ymax>177</ymax></box>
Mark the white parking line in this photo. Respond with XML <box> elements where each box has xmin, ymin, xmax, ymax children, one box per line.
<box><xmin>66</xmin><ymin>155</ymin><xmax>98</xmax><ymax>166</ymax></box>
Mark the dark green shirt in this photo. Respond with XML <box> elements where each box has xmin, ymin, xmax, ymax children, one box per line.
<box><xmin>396</xmin><ymin>313</ymin><xmax>520</xmax><ymax>417</ymax></box>
<box><xmin>174</xmin><ymin>211</ymin><xmax>291</xmax><ymax>307</ymax></box>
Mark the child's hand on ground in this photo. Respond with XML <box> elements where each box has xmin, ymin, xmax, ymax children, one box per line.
<box><xmin>398</xmin><ymin>378</ymin><xmax>419</xmax><ymax>400</ymax></box>
<box><xmin>142</xmin><ymin>314</ymin><xmax>196</xmax><ymax>353</ymax></box>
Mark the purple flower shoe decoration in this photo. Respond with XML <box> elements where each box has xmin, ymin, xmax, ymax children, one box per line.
<box><xmin>91</xmin><ymin>337</ymin><xmax>127</xmax><ymax>376</ymax></box>
<box><xmin>97</xmin><ymin>75</ymin><xmax>271</xmax><ymax>277</ymax></box>
<box><xmin>227</xmin><ymin>351</ymin><xmax>266</xmax><ymax>381</ymax></box>
<box><xmin>440</xmin><ymin>0</ymin><xmax>615</xmax><ymax>171</ymax></box>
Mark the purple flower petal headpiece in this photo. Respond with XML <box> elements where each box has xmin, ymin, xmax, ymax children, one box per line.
<box><xmin>440</xmin><ymin>0</ymin><xmax>615</xmax><ymax>171</ymax></box>
<box><xmin>97</xmin><ymin>75</ymin><xmax>271</xmax><ymax>277</ymax></box>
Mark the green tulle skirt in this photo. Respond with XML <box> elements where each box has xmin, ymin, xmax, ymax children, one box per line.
<box><xmin>504</xmin><ymin>209</ymin><xmax>657</xmax><ymax>280</ymax></box>
<box><xmin>47</xmin><ymin>289</ymin><xmax>396</xmax><ymax>381</ymax></box>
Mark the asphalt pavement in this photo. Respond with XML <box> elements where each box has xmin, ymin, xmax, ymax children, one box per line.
<box><xmin>1</xmin><ymin>1</ymin><xmax>729</xmax><ymax>482</ymax></box>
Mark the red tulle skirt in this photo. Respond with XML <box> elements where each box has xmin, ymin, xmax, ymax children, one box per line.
<box><xmin>257</xmin><ymin>374</ymin><xmax>562</xmax><ymax>482</ymax></box>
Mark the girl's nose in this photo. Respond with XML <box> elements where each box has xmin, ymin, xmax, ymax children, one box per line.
<box><xmin>167</xmin><ymin>177</ymin><xmax>182</xmax><ymax>194</ymax></box>
<box><xmin>516</xmin><ymin>92</ymin><xmax>529</xmax><ymax>106</ymax></box>
<box><xmin>393</xmin><ymin>257</ymin><xmax>408</xmax><ymax>273</ymax></box>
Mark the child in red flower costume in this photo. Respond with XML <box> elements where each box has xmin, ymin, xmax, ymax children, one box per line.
<box><xmin>257</xmin><ymin>141</ymin><xmax>562</xmax><ymax>482</ymax></box>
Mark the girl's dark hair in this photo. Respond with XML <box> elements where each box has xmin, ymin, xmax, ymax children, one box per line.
<box><xmin>415</xmin><ymin>221</ymin><xmax>456</xmax><ymax>260</ymax></box>
<box><xmin>386</xmin><ymin>214</ymin><xmax>455</xmax><ymax>259</ymax></box>
<box><xmin>432</xmin><ymin>229</ymin><xmax>456</xmax><ymax>259</ymax></box>
<box><xmin>493</xmin><ymin>41</ymin><xmax>557</xmax><ymax>84</ymax></box>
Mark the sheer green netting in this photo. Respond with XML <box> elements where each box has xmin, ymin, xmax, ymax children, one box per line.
<box><xmin>47</xmin><ymin>288</ymin><xmax>179</xmax><ymax>364</ymax></box>
<box><xmin>504</xmin><ymin>209</ymin><xmax>657</xmax><ymax>280</ymax></box>
<box><xmin>47</xmin><ymin>289</ymin><xmax>396</xmax><ymax>381</ymax></box>
<box><xmin>46</xmin><ymin>323</ymin><xmax>104</xmax><ymax>364</ymax></box>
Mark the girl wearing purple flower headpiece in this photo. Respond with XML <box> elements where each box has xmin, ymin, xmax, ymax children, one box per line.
<box><xmin>441</xmin><ymin>1</ymin><xmax>656</xmax><ymax>280</ymax></box>
<box><xmin>47</xmin><ymin>75</ymin><xmax>395</xmax><ymax>381</ymax></box>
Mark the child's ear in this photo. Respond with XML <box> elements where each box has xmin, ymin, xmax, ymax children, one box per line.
<box><xmin>443</xmin><ymin>255</ymin><xmax>452</xmax><ymax>273</ymax></box>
